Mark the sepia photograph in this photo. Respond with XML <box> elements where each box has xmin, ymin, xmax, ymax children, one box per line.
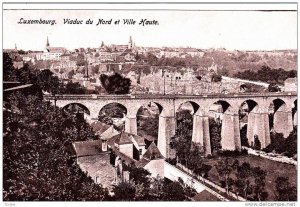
<box><xmin>2</xmin><ymin>1</ymin><xmax>298</xmax><ymax>206</ymax></box>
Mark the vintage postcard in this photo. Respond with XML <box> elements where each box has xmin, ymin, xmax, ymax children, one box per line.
<box><xmin>2</xmin><ymin>2</ymin><xmax>298</xmax><ymax>206</ymax></box>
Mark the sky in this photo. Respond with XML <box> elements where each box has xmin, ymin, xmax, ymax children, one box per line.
<box><xmin>3</xmin><ymin>9</ymin><xmax>297</xmax><ymax>51</ymax></box>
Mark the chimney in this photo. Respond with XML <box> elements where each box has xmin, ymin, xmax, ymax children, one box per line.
<box><xmin>102</xmin><ymin>139</ymin><xmax>108</xmax><ymax>152</ymax></box>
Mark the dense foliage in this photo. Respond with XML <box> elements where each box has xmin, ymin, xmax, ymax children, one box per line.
<box><xmin>234</xmin><ymin>65</ymin><xmax>296</xmax><ymax>84</ymax></box>
<box><xmin>215</xmin><ymin>159</ymin><xmax>269</xmax><ymax>201</ymax></box>
<box><xmin>100</xmin><ymin>73</ymin><xmax>131</xmax><ymax>94</ymax></box>
<box><xmin>112</xmin><ymin>176</ymin><xmax>196</xmax><ymax>201</ymax></box>
<box><xmin>263</xmin><ymin>128</ymin><xmax>297</xmax><ymax>158</ymax></box>
<box><xmin>98</xmin><ymin>103</ymin><xmax>127</xmax><ymax>127</ymax></box>
<box><xmin>275</xmin><ymin>177</ymin><xmax>297</xmax><ymax>201</ymax></box>
<box><xmin>3</xmin><ymin>53</ymin><xmax>111</xmax><ymax>200</ymax></box>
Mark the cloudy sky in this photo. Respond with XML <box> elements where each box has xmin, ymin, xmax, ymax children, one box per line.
<box><xmin>3</xmin><ymin>9</ymin><xmax>297</xmax><ymax>51</ymax></box>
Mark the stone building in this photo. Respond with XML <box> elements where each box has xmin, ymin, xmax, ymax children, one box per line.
<box><xmin>136</xmin><ymin>142</ymin><xmax>164</xmax><ymax>178</ymax></box>
<box><xmin>72</xmin><ymin>139</ymin><xmax>115</xmax><ymax>189</ymax></box>
<box><xmin>284</xmin><ymin>78</ymin><xmax>297</xmax><ymax>92</ymax></box>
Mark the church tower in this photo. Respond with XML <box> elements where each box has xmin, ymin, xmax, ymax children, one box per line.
<box><xmin>83</xmin><ymin>58</ymin><xmax>89</xmax><ymax>80</ymax></box>
<box><xmin>128</xmin><ymin>36</ymin><xmax>133</xmax><ymax>49</ymax></box>
<box><xmin>14</xmin><ymin>43</ymin><xmax>17</xmax><ymax>50</ymax></box>
<box><xmin>46</xmin><ymin>36</ymin><xmax>50</xmax><ymax>47</ymax></box>
<box><xmin>83</xmin><ymin>58</ymin><xmax>91</xmax><ymax>88</ymax></box>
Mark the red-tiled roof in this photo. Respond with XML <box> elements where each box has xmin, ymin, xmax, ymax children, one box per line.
<box><xmin>91</xmin><ymin>121</ymin><xmax>110</xmax><ymax>135</ymax></box>
<box><xmin>46</xmin><ymin>47</ymin><xmax>66</xmax><ymax>53</ymax></box>
<box><xmin>72</xmin><ymin>140</ymin><xmax>104</xmax><ymax>157</ymax></box>
<box><xmin>113</xmin><ymin>149</ymin><xmax>137</xmax><ymax>165</ymax></box>
<box><xmin>100</xmin><ymin>126</ymin><xmax>120</xmax><ymax>140</ymax></box>
<box><xmin>142</xmin><ymin>142</ymin><xmax>163</xmax><ymax>160</ymax></box>
<box><xmin>115</xmin><ymin>132</ymin><xmax>132</xmax><ymax>145</ymax></box>
<box><xmin>136</xmin><ymin>158</ymin><xmax>150</xmax><ymax>168</ymax></box>
<box><xmin>131</xmin><ymin>134</ymin><xmax>146</xmax><ymax>146</ymax></box>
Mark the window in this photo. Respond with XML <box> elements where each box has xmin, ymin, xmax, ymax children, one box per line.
<box><xmin>139</xmin><ymin>149</ymin><xmax>142</xmax><ymax>155</ymax></box>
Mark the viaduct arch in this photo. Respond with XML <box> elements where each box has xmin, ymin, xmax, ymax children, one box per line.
<box><xmin>46</xmin><ymin>93</ymin><xmax>297</xmax><ymax>158</ymax></box>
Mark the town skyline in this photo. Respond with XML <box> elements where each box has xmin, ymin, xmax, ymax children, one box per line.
<box><xmin>5</xmin><ymin>36</ymin><xmax>299</xmax><ymax>52</ymax></box>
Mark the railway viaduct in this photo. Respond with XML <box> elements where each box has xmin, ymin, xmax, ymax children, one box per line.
<box><xmin>44</xmin><ymin>92</ymin><xmax>297</xmax><ymax>158</ymax></box>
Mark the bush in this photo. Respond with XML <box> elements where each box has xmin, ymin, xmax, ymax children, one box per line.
<box><xmin>166</xmin><ymin>158</ymin><xmax>177</xmax><ymax>165</ymax></box>
<box><xmin>253</xmin><ymin>135</ymin><xmax>261</xmax><ymax>150</ymax></box>
<box><xmin>217</xmin><ymin>149</ymin><xmax>248</xmax><ymax>157</ymax></box>
<box><xmin>240</xmin><ymin>125</ymin><xmax>250</xmax><ymax>147</ymax></box>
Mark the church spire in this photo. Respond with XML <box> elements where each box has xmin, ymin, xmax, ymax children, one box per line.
<box><xmin>46</xmin><ymin>36</ymin><xmax>50</xmax><ymax>47</ymax></box>
<box><xmin>84</xmin><ymin>58</ymin><xmax>89</xmax><ymax>79</ymax></box>
<box><xmin>128</xmin><ymin>36</ymin><xmax>133</xmax><ymax>49</ymax></box>
<box><xmin>14</xmin><ymin>43</ymin><xmax>17</xmax><ymax>50</ymax></box>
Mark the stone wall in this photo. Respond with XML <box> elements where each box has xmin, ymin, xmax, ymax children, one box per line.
<box><xmin>139</xmin><ymin>70</ymin><xmax>242</xmax><ymax>94</ymax></box>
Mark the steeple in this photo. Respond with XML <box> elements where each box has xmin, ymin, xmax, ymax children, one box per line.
<box><xmin>84</xmin><ymin>58</ymin><xmax>89</xmax><ymax>79</ymax></box>
<box><xmin>128</xmin><ymin>36</ymin><xmax>133</xmax><ymax>49</ymax></box>
<box><xmin>101</xmin><ymin>41</ymin><xmax>105</xmax><ymax>48</ymax></box>
<box><xmin>14</xmin><ymin>43</ymin><xmax>17</xmax><ymax>50</ymax></box>
<box><xmin>46</xmin><ymin>36</ymin><xmax>50</xmax><ymax>47</ymax></box>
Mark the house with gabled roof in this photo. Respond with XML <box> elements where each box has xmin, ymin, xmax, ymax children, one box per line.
<box><xmin>136</xmin><ymin>142</ymin><xmax>164</xmax><ymax>177</ymax></box>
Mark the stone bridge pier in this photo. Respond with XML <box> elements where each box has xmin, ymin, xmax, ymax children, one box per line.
<box><xmin>246</xmin><ymin>101</ymin><xmax>270</xmax><ymax>149</ymax></box>
<box><xmin>273</xmin><ymin>102</ymin><xmax>294</xmax><ymax>138</ymax></box>
<box><xmin>192</xmin><ymin>109</ymin><xmax>211</xmax><ymax>156</ymax></box>
<box><xmin>247</xmin><ymin>99</ymin><xmax>271</xmax><ymax>149</ymax></box>
<box><xmin>157</xmin><ymin>106</ymin><xmax>176</xmax><ymax>159</ymax></box>
<box><xmin>247</xmin><ymin>111</ymin><xmax>270</xmax><ymax>149</ymax></box>
<box><xmin>124</xmin><ymin>106</ymin><xmax>140</xmax><ymax>135</ymax></box>
<box><xmin>221</xmin><ymin>111</ymin><xmax>241</xmax><ymax>151</ymax></box>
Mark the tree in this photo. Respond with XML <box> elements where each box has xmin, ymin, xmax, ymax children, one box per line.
<box><xmin>100</xmin><ymin>73</ymin><xmax>131</xmax><ymax>94</ymax></box>
<box><xmin>240</xmin><ymin>125</ymin><xmax>249</xmax><ymax>147</ymax></box>
<box><xmin>162</xmin><ymin>181</ymin><xmax>186</xmax><ymax>201</ymax></box>
<box><xmin>3</xmin><ymin>52</ymin><xmax>17</xmax><ymax>81</ymax></box>
<box><xmin>112</xmin><ymin>182</ymin><xmax>136</xmax><ymax>201</ymax></box>
<box><xmin>252</xmin><ymin>167</ymin><xmax>268</xmax><ymax>201</ymax></box>
<box><xmin>98</xmin><ymin>103</ymin><xmax>127</xmax><ymax>126</ymax></box>
<box><xmin>209</xmin><ymin>118</ymin><xmax>222</xmax><ymax>152</ymax></box>
<box><xmin>3</xmin><ymin>92</ymin><xmax>109</xmax><ymax>201</ymax></box>
<box><xmin>124</xmin><ymin>164</ymin><xmax>151</xmax><ymax>187</ymax></box>
<box><xmin>215</xmin><ymin>158</ymin><xmax>239</xmax><ymax>194</ymax></box>
<box><xmin>253</xmin><ymin>135</ymin><xmax>261</xmax><ymax>150</ymax></box>
<box><xmin>211</xmin><ymin>74</ymin><xmax>222</xmax><ymax>82</ymax></box>
<box><xmin>268</xmin><ymin>83</ymin><xmax>280</xmax><ymax>92</ymax></box>
<box><xmin>138</xmin><ymin>114</ymin><xmax>159</xmax><ymax>138</ymax></box>
<box><xmin>235</xmin><ymin>162</ymin><xmax>253</xmax><ymax>199</ymax></box>
<box><xmin>64</xmin><ymin>82</ymin><xmax>86</xmax><ymax>94</ymax></box>
<box><xmin>171</xmin><ymin>110</ymin><xmax>193</xmax><ymax>165</ymax></box>
<box><xmin>37</xmin><ymin>69</ymin><xmax>60</xmax><ymax>93</ymax></box>
<box><xmin>284</xmin><ymin>127</ymin><xmax>297</xmax><ymax>157</ymax></box>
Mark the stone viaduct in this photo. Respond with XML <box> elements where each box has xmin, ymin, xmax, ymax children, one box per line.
<box><xmin>44</xmin><ymin>92</ymin><xmax>297</xmax><ymax>158</ymax></box>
